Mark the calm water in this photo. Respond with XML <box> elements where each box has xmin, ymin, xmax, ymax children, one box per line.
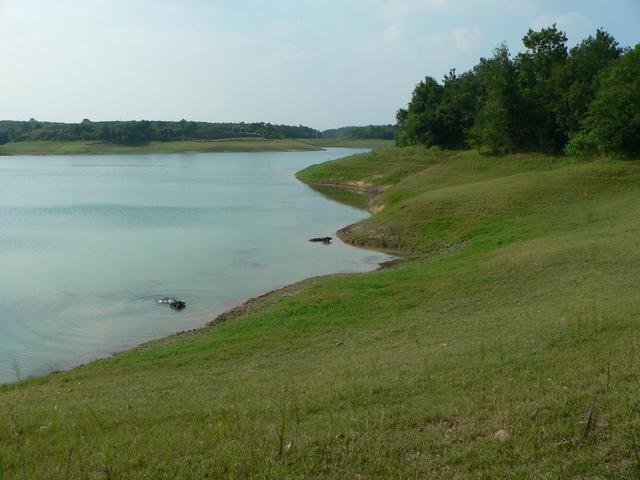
<box><xmin>0</xmin><ymin>148</ymin><xmax>390</xmax><ymax>383</ymax></box>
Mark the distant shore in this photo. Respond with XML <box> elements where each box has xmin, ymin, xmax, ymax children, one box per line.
<box><xmin>0</xmin><ymin>138</ymin><xmax>394</xmax><ymax>156</ymax></box>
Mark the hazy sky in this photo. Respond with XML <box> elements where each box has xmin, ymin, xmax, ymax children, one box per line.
<box><xmin>0</xmin><ymin>0</ymin><xmax>638</xmax><ymax>129</ymax></box>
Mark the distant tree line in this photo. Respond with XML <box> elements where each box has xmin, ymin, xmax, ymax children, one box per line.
<box><xmin>322</xmin><ymin>125</ymin><xmax>396</xmax><ymax>140</ymax></box>
<box><xmin>395</xmin><ymin>26</ymin><xmax>640</xmax><ymax>158</ymax></box>
<box><xmin>0</xmin><ymin>120</ymin><xmax>321</xmax><ymax>145</ymax></box>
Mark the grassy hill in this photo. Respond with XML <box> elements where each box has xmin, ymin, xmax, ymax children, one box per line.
<box><xmin>302</xmin><ymin>138</ymin><xmax>394</xmax><ymax>149</ymax></box>
<box><xmin>2</xmin><ymin>146</ymin><xmax>640</xmax><ymax>478</ymax></box>
<box><xmin>0</xmin><ymin>138</ymin><xmax>322</xmax><ymax>155</ymax></box>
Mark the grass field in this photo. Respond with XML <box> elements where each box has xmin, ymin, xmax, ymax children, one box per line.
<box><xmin>301</xmin><ymin>138</ymin><xmax>395</xmax><ymax>149</ymax></box>
<box><xmin>2</xmin><ymin>146</ymin><xmax>640</xmax><ymax>478</ymax></box>
<box><xmin>0</xmin><ymin>138</ymin><xmax>322</xmax><ymax>155</ymax></box>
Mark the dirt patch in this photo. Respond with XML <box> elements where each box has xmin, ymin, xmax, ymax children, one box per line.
<box><xmin>299</xmin><ymin>179</ymin><xmax>387</xmax><ymax>195</ymax></box>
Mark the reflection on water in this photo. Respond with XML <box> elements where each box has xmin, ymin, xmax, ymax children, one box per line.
<box><xmin>307</xmin><ymin>184</ymin><xmax>373</xmax><ymax>211</ymax></box>
<box><xmin>0</xmin><ymin>149</ymin><xmax>392</xmax><ymax>383</ymax></box>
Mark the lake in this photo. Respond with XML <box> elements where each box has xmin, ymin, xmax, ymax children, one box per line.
<box><xmin>0</xmin><ymin>148</ymin><xmax>391</xmax><ymax>383</ymax></box>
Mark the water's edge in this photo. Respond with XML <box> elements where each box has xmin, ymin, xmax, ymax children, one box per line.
<box><xmin>2</xmin><ymin>153</ymin><xmax>396</xmax><ymax>386</ymax></box>
<box><xmin>130</xmin><ymin>251</ymin><xmax>403</xmax><ymax>360</ymax></box>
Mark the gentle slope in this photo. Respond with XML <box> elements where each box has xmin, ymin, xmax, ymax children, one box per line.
<box><xmin>2</xmin><ymin>147</ymin><xmax>640</xmax><ymax>478</ymax></box>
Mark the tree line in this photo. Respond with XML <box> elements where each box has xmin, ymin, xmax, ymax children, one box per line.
<box><xmin>0</xmin><ymin>120</ymin><xmax>321</xmax><ymax>145</ymax></box>
<box><xmin>395</xmin><ymin>26</ymin><xmax>640</xmax><ymax>158</ymax></box>
<box><xmin>322</xmin><ymin>125</ymin><xmax>396</xmax><ymax>140</ymax></box>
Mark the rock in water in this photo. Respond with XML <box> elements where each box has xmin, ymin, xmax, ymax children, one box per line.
<box><xmin>309</xmin><ymin>237</ymin><xmax>332</xmax><ymax>244</ymax></box>
<box><xmin>158</xmin><ymin>297</ymin><xmax>186</xmax><ymax>311</ymax></box>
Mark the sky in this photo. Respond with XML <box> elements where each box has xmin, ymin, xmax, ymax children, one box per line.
<box><xmin>0</xmin><ymin>0</ymin><xmax>638</xmax><ymax>130</ymax></box>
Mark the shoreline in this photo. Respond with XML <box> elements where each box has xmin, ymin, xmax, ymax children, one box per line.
<box><xmin>0</xmin><ymin>139</ymin><xmax>325</xmax><ymax>156</ymax></box>
<box><xmin>3</xmin><ymin>173</ymin><xmax>396</xmax><ymax>386</ymax></box>
<box><xmin>208</xmin><ymin>254</ymin><xmax>404</xmax><ymax>328</ymax></box>
<box><xmin>0</xmin><ymin>139</ymin><xmax>393</xmax><ymax>157</ymax></box>
<box><xmin>34</xmin><ymin>248</ymin><xmax>400</xmax><ymax>386</ymax></box>
<box><xmin>293</xmin><ymin>178</ymin><xmax>386</xmax><ymax>195</ymax></box>
<box><xmin>123</xmin><ymin>176</ymin><xmax>401</xmax><ymax>364</ymax></box>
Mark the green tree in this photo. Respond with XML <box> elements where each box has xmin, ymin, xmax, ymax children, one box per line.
<box><xmin>470</xmin><ymin>44</ymin><xmax>519</xmax><ymax>153</ymax></box>
<box><xmin>560</xmin><ymin>30</ymin><xmax>622</xmax><ymax>138</ymax></box>
<box><xmin>516</xmin><ymin>25</ymin><xmax>569</xmax><ymax>151</ymax></box>
<box><xmin>436</xmin><ymin>69</ymin><xmax>480</xmax><ymax>147</ymax></box>
<box><xmin>395</xmin><ymin>109</ymin><xmax>409</xmax><ymax>145</ymax></box>
<box><xmin>398</xmin><ymin>76</ymin><xmax>445</xmax><ymax>146</ymax></box>
<box><xmin>569</xmin><ymin>44</ymin><xmax>640</xmax><ymax>158</ymax></box>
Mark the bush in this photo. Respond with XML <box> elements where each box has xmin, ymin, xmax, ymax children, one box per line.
<box><xmin>564</xmin><ymin>131</ymin><xmax>596</xmax><ymax>159</ymax></box>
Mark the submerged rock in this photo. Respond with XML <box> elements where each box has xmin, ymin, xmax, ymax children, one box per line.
<box><xmin>309</xmin><ymin>237</ymin><xmax>332</xmax><ymax>244</ymax></box>
<box><xmin>158</xmin><ymin>297</ymin><xmax>186</xmax><ymax>311</ymax></box>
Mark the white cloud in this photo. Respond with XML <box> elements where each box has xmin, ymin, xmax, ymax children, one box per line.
<box><xmin>451</xmin><ymin>26</ymin><xmax>483</xmax><ymax>52</ymax></box>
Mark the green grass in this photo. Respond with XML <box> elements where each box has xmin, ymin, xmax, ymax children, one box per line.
<box><xmin>297</xmin><ymin>145</ymin><xmax>450</xmax><ymax>189</ymax></box>
<box><xmin>2</xmin><ymin>146</ymin><xmax>640</xmax><ymax>478</ymax></box>
<box><xmin>301</xmin><ymin>138</ymin><xmax>395</xmax><ymax>149</ymax></box>
<box><xmin>0</xmin><ymin>138</ymin><xmax>321</xmax><ymax>155</ymax></box>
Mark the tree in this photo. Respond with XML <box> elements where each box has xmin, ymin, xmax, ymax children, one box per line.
<box><xmin>395</xmin><ymin>109</ymin><xmax>409</xmax><ymax>145</ymax></box>
<box><xmin>568</xmin><ymin>44</ymin><xmax>640</xmax><ymax>158</ymax></box>
<box><xmin>560</xmin><ymin>30</ymin><xmax>622</xmax><ymax>138</ymax></box>
<box><xmin>79</xmin><ymin>119</ymin><xmax>96</xmax><ymax>140</ymax></box>
<box><xmin>437</xmin><ymin>69</ymin><xmax>480</xmax><ymax>147</ymax></box>
<box><xmin>393</xmin><ymin>26</ymin><xmax>632</xmax><ymax>157</ymax></box>
<box><xmin>516</xmin><ymin>25</ymin><xmax>569</xmax><ymax>151</ymax></box>
<box><xmin>469</xmin><ymin>44</ymin><xmax>519</xmax><ymax>153</ymax></box>
<box><xmin>0</xmin><ymin>120</ymin><xmax>321</xmax><ymax>144</ymax></box>
<box><xmin>398</xmin><ymin>76</ymin><xmax>445</xmax><ymax>146</ymax></box>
